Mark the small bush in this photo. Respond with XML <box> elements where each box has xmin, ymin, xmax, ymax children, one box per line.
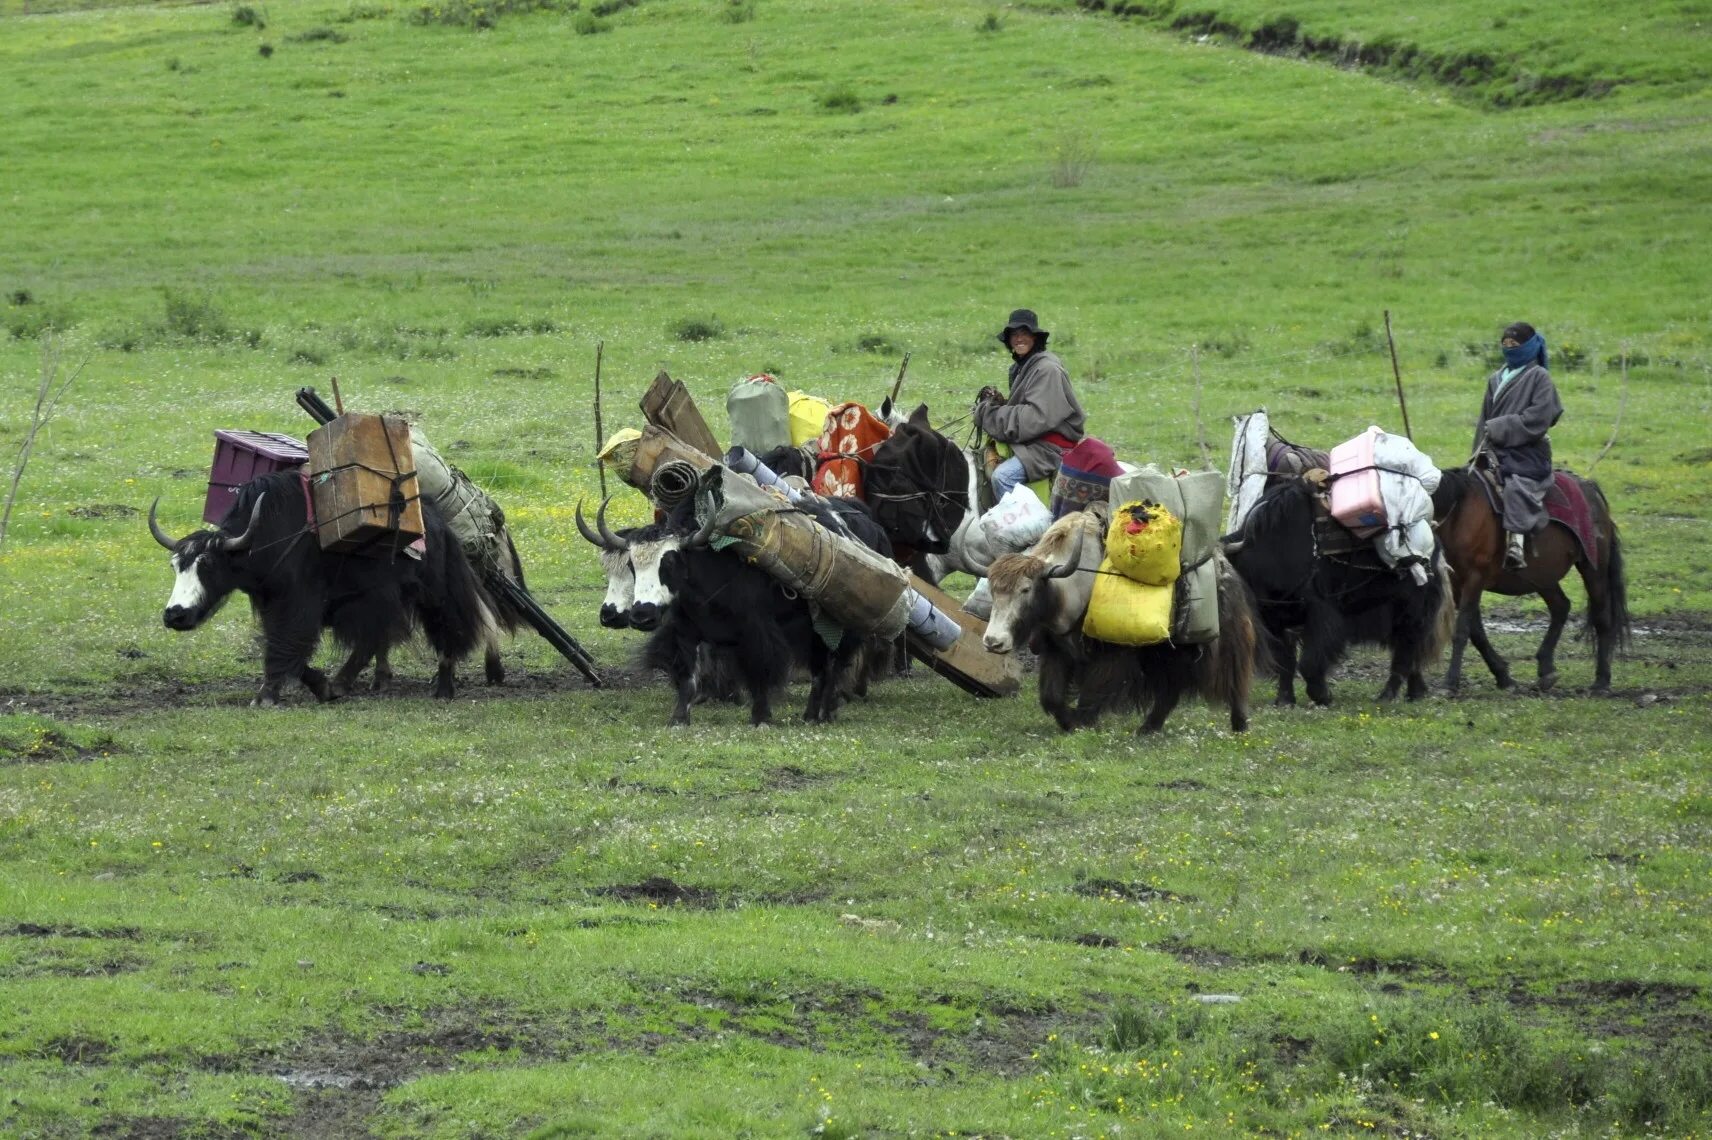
<box><xmin>590</xmin><ymin>0</ymin><xmax>635</xmax><ymax>14</ymax></box>
<box><xmin>1555</xmin><ymin>341</ymin><xmax>1589</xmax><ymax>371</ymax></box>
<box><xmin>161</xmin><ymin>289</ymin><xmax>231</xmax><ymax>341</ymax></box>
<box><xmin>1050</xmin><ymin>133</ymin><xmax>1097</xmax><ymax>188</ymax></box>
<box><xmin>720</xmin><ymin>0</ymin><xmax>754</xmax><ymax>22</ymax></box>
<box><xmin>258</xmin><ymin>42</ymin><xmax>274</xmax><ymax>56</ymax></box>
<box><xmin>288</xmin><ymin>344</ymin><xmax>330</xmax><ymax>366</ymax></box>
<box><xmin>669</xmin><ymin>316</ymin><xmax>724</xmax><ymax>342</ymax></box>
<box><xmin>572</xmin><ymin>12</ymin><xmax>607</xmax><ymax>33</ymax></box>
<box><xmin>1607</xmin><ymin>350</ymin><xmax>1648</xmax><ymax>369</ymax></box>
<box><xmin>855</xmin><ymin>333</ymin><xmax>896</xmax><ymax>354</ymax></box>
<box><xmin>336</xmin><ymin>1</ymin><xmax>391</xmax><ymax>20</ymax></box>
<box><xmin>977</xmin><ymin>11</ymin><xmax>1002</xmax><ymax>32</ymax></box>
<box><xmin>3</xmin><ymin>296</ymin><xmax>76</xmax><ymax>341</ymax></box>
<box><xmin>287</xmin><ymin>25</ymin><xmax>347</xmax><ymax>42</ymax></box>
<box><xmin>231</xmin><ymin>3</ymin><xmax>266</xmax><ymax>27</ymax></box>
<box><xmin>407</xmin><ymin>0</ymin><xmax>573</xmax><ymax>29</ymax></box>
<box><xmin>819</xmin><ymin>85</ymin><xmax>861</xmax><ymax>113</ymax></box>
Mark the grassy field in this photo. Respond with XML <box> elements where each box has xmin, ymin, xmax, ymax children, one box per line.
<box><xmin>2</xmin><ymin>0</ymin><xmax>1711</xmax><ymax>1135</ymax></box>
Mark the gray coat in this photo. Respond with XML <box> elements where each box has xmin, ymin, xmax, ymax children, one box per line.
<box><xmin>1474</xmin><ymin>363</ymin><xmax>1562</xmax><ymax>535</ymax></box>
<box><xmin>974</xmin><ymin>350</ymin><xmax>1086</xmax><ymax>481</ymax></box>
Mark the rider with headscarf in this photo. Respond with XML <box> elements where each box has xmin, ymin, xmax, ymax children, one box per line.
<box><xmin>1474</xmin><ymin>321</ymin><xmax>1563</xmax><ymax>570</ymax></box>
<box><xmin>973</xmin><ymin>308</ymin><xmax>1086</xmax><ymax>500</ymax></box>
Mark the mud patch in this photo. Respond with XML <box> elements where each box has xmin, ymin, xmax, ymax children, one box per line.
<box><xmin>1153</xmin><ymin>937</ymin><xmax>1239</xmax><ymax>970</ymax></box>
<box><xmin>1073</xmin><ymin>877</ymin><xmax>1195</xmax><ymax>904</ymax></box>
<box><xmin>595</xmin><ymin>876</ymin><xmax>719</xmax><ymax>908</ymax></box>
<box><xmin>1155</xmin><ymin>778</ymin><xmax>1208</xmax><ymax>791</ymax></box>
<box><xmin>7</xmin><ymin>922</ymin><xmax>143</xmax><ymax>940</ymax></box>
<box><xmin>67</xmin><ymin>503</ymin><xmax>140</xmax><ymax>520</ymax></box>
<box><xmin>91</xmin><ymin>1117</ymin><xmax>250</xmax><ymax>1140</ymax></box>
<box><xmin>887</xmin><ymin>1002</ymin><xmax>1085</xmax><ymax>1079</ymax></box>
<box><xmin>40</xmin><ymin>1034</ymin><xmax>115</xmax><ymax>1064</ymax></box>
<box><xmin>0</xmin><ymin>728</ymin><xmax>119</xmax><ymax>763</ymax></box>
<box><xmin>763</xmin><ymin>763</ymin><xmax>822</xmax><ymax>790</ymax></box>
<box><xmin>1072</xmin><ymin>932</ymin><xmax>1120</xmax><ymax>948</ymax></box>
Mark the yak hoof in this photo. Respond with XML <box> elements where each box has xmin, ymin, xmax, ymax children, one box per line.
<box><xmin>1536</xmin><ymin>670</ymin><xmax>1559</xmax><ymax>692</ymax></box>
<box><xmin>1494</xmin><ymin>673</ymin><xmax>1516</xmax><ymax>691</ymax></box>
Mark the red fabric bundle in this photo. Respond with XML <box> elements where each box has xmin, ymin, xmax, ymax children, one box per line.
<box><xmin>812</xmin><ymin>402</ymin><xmax>892</xmax><ymax>500</ymax></box>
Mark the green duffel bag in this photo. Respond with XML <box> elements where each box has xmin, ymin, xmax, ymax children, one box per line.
<box><xmin>727</xmin><ymin>374</ymin><xmax>790</xmax><ymax>456</ymax></box>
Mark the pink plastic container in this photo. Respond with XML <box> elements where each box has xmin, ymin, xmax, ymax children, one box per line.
<box><xmin>1328</xmin><ymin>428</ymin><xmax>1385</xmax><ymax>534</ymax></box>
<box><xmin>204</xmin><ymin>429</ymin><xmax>308</xmax><ymax>524</ymax></box>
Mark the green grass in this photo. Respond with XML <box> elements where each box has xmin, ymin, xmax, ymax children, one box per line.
<box><xmin>2</xmin><ymin>0</ymin><xmax>1711</xmax><ymax>1134</ymax></box>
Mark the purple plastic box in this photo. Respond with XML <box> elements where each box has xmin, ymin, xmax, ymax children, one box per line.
<box><xmin>204</xmin><ymin>429</ymin><xmax>309</xmax><ymax>524</ymax></box>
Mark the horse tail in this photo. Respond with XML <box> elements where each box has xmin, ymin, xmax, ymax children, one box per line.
<box><xmin>1205</xmin><ymin>554</ymin><xmax>1264</xmax><ymax>709</ymax></box>
<box><xmin>1579</xmin><ymin>479</ymin><xmax>1631</xmax><ymax>652</ymax></box>
<box><xmin>1418</xmin><ymin>553</ymin><xmax>1457</xmax><ymax>670</ymax></box>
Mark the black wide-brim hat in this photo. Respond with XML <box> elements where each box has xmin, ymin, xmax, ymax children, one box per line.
<box><xmin>998</xmin><ymin>308</ymin><xmax>1048</xmax><ymax>345</ymax></box>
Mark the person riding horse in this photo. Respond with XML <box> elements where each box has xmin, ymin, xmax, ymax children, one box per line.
<box><xmin>1475</xmin><ymin>321</ymin><xmax>1563</xmax><ymax>570</ymax></box>
<box><xmin>974</xmin><ymin>308</ymin><xmax>1086</xmax><ymax>500</ymax></box>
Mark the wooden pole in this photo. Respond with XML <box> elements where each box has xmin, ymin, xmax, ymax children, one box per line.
<box><xmin>888</xmin><ymin>351</ymin><xmax>912</xmax><ymax>407</ymax></box>
<box><xmin>1383</xmin><ymin>310</ymin><xmax>1412</xmax><ymax>439</ymax></box>
<box><xmin>1191</xmin><ymin>344</ymin><xmax>1211</xmax><ymax>470</ymax></box>
<box><xmin>1588</xmin><ymin>344</ymin><xmax>1628</xmax><ymax>473</ymax></box>
<box><xmin>593</xmin><ymin>340</ymin><xmax>608</xmax><ymax>500</ymax></box>
<box><xmin>330</xmin><ymin>376</ymin><xmax>345</xmax><ymax>416</ymax></box>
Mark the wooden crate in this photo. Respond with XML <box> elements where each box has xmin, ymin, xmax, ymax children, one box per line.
<box><xmin>904</xmin><ymin>574</ymin><xmax>1022</xmax><ymax>699</ymax></box>
<box><xmin>306</xmin><ymin>413</ymin><xmax>424</xmax><ymax>555</ymax></box>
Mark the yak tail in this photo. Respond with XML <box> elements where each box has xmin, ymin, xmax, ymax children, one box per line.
<box><xmin>1203</xmin><ymin>554</ymin><xmax>1263</xmax><ymax>710</ymax></box>
<box><xmin>1579</xmin><ymin>479</ymin><xmax>1632</xmax><ymax>653</ymax></box>
<box><xmin>1417</xmin><ymin>554</ymin><xmax>1457</xmax><ymax>671</ymax></box>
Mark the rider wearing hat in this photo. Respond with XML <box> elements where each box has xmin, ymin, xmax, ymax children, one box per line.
<box><xmin>1475</xmin><ymin>321</ymin><xmax>1563</xmax><ymax>570</ymax></box>
<box><xmin>974</xmin><ymin>308</ymin><xmax>1086</xmax><ymax>500</ymax></box>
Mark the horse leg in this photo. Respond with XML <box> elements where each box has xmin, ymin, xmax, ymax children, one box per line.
<box><xmin>1580</xmin><ymin>559</ymin><xmax>1618</xmax><ymax>695</ymax></box>
<box><xmin>1533</xmin><ymin>580</ymin><xmax>1572</xmax><ymax>692</ymax></box>
<box><xmin>1467</xmin><ymin>607</ymin><xmax>1513</xmax><ymax>690</ymax></box>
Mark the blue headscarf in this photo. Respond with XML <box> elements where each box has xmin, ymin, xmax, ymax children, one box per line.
<box><xmin>1502</xmin><ymin>333</ymin><xmax>1547</xmax><ymax>371</ymax></box>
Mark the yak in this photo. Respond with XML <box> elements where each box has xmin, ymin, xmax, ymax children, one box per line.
<box><xmin>151</xmin><ymin>471</ymin><xmax>498</xmax><ymax>705</ymax></box>
<box><xmin>590</xmin><ymin>493</ymin><xmax>892</xmax><ymax>726</ymax></box>
<box><xmin>981</xmin><ymin>505</ymin><xmax>1261</xmax><ymax>734</ymax></box>
<box><xmin>1221</xmin><ymin>475</ymin><xmax>1454</xmax><ymax>705</ymax></box>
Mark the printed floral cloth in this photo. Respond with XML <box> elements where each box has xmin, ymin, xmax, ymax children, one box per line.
<box><xmin>811</xmin><ymin>402</ymin><xmax>892</xmax><ymax>500</ymax></box>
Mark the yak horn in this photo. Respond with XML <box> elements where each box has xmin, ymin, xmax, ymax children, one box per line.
<box><xmin>687</xmin><ymin>507</ymin><xmax>719</xmax><ymax>550</ymax></box>
<box><xmin>595</xmin><ymin>496</ymin><xmax>630</xmax><ymax>552</ymax></box>
<box><xmin>148</xmin><ymin>498</ymin><xmax>176</xmax><ymax>550</ymax></box>
<box><xmin>574</xmin><ymin>498</ymin><xmax>608</xmax><ymax>550</ymax></box>
<box><xmin>966</xmin><ymin>550</ymin><xmax>993</xmax><ymax>577</ymax></box>
<box><xmin>1044</xmin><ymin>525</ymin><xmax>1087</xmax><ymax>579</ymax></box>
<box><xmin>1220</xmin><ymin>536</ymin><xmax>1245</xmax><ymax>556</ymax></box>
<box><xmin>220</xmin><ymin>494</ymin><xmax>267</xmax><ymax>553</ymax></box>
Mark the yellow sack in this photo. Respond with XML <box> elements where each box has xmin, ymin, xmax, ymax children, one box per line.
<box><xmin>1105</xmin><ymin>500</ymin><xmax>1182</xmax><ymax>586</ymax></box>
<box><xmin>788</xmin><ymin>392</ymin><xmax>832</xmax><ymax>447</ymax></box>
<box><xmin>1082</xmin><ymin>557</ymin><xmax>1174</xmax><ymax>646</ymax></box>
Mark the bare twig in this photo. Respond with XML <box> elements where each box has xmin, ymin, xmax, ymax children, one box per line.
<box><xmin>888</xmin><ymin>351</ymin><xmax>911</xmax><ymax>407</ymax></box>
<box><xmin>1</xmin><ymin>334</ymin><xmax>87</xmax><ymax>551</ymax></box>
<box><xmin>1383</xmin><ymin>309</ymin><xmax>1412</xmax><ymax>439</ymax></box>
<box><xmin>593</xmin><ymin>340</ymin><xmax>607</xmax><ymax>500</ymax></box>
<box><xmin>1192</xmin><ymin>344</ymin><xmax>1211</xmax><ymax>470</ymax></box>
<box><xmin>1588</xmin><ymin>345</ymin><xmax>1629</xmax><ymax>474</ymax></box>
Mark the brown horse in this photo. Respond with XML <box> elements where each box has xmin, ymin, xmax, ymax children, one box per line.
<box><xmin>1430</xmin><ymin>464</ymin><xmax>1629</xmax><ymax>693</ymax></box>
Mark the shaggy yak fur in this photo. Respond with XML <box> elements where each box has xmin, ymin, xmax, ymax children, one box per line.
<box><xmin>625</xmin><ymin>496</ymin><xmax>894</xmax><ymax>726</ymax></box>
<box><xmin>1223</xmin><ymin>476</ymin><xmax>1454</xmax><ymax>705</ymax></box>
<box><xmin>152</xmin><ymin>471</ymin><xmax>499</xmax><ymax>705</ymax></box>
<box><xmin>983</xmin><ymin>505</ymin><xmax>1262</xmax><ymax>734</ymax></box>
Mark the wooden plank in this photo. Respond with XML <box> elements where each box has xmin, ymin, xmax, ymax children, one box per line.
<box><xmin>639</xmin><ymin>370</ymin><xmax>721</xmax><ymax>458</ymax></box>
<box><xmin>904</xmin><ymin>573</ymin><xmax>1022</xmax><ymax>698</ymax></box>
<box><xmin>307</xmin><ymin>413</ymin><xmax>424</xmax><ymax>555</ymax></box>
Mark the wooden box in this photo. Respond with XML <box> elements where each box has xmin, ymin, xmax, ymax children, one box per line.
<box><xmin>204</xmin><ymin>429</ymin><xmax>308</xmax><ymax>524</ymax></box>
<box><xmin>307</xmin><ymin>413</ymin><xmax>424</xmax><ymax>555</ymax></box>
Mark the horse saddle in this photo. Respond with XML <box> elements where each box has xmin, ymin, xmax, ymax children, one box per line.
<box><xmin>1306</xmin><ymin>479</ymin><xmax>1378</xmax><ymax>558</ymax></box>
<box><xmin>1470</xmin><ymin>465</ymin><xmax>1599</xmax><ymax>568</ymax></box>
